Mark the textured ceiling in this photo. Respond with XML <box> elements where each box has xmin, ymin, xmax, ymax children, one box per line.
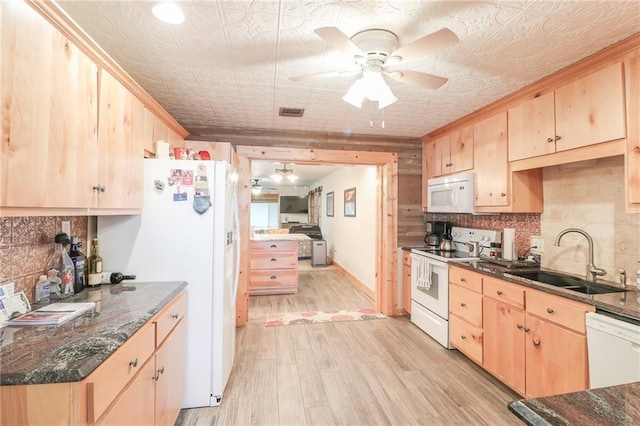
<box><xmin>57</xmin><ymin>0</ymin><xmax>639</xmax><ymax>140</ymax></box>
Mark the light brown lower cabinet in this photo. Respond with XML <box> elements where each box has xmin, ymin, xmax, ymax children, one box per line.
<box><xmin>449</xmin><ymin>266</ymin><xmax>594</xmax><ymax>398</ymax></box>
<box><xmin>483</xmin><ymin>297</ymin><xmax>526</xmax><ymax>395</ymax></box>
<box><xmin>0</xmin><ymin>291</ymin><xmax>186</xmax><ymax>425</ymax></box>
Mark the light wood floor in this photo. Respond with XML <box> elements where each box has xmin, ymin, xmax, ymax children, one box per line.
<box><xmin>176</xmin><ymin>267</ymin><xmax>521</xmax><ymax>425</ymax></box>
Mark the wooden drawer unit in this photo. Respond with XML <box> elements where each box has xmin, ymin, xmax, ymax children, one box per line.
<box><xmin>250</xmin><ymin>240</ymin><xmax>297</xmax><ymax>253</ymax></box>
<box><xmin>483</xmin><ymin>276</ymin><xmax>525</xmax><ymax>309</ymax></box>
<box><xmin>249</xmin><ymin>270</ymin><xmax>298</xmax><ymax>295</ymax></box>
<box><xmin>402</xmin><ymin>251</ymin><xmax>411</xmax><ymax>314</ymax></box>
<box><xmin>450</xmin><ymin>284</ymin><xmax>483</xmax><ymax>327</ymax></box>
<box><xmin>450</xmin><ymin>315</ymin><xmax>483</xmax><ymax>364</ymax></box>
<box><xmin>249</xmin><ymin>239</ymin><xmax>298</xmax><ymax>295</ymax></box>
<box><xmin>449</xmin><ymin>266</ymin><xmax>483</xmax><ymax>293</ymax></box>
<box><xmin>87</xmin><ymin>323</ymin><xmax>156</xmax><ymax>422</ymax></box>
<box><xmin>526</xmin><ymin>289</ymin><xmax>594</xmax><ymax>334</ymax></box>
<box><xmin>250</xmin><ymin>251</ymin><xmax>298</xmax><ymax>270</ymax></box>
<box><xmin>155</xmin><ymin>291</ymin><xmax>187</xmax><ymax>346</ymax></box>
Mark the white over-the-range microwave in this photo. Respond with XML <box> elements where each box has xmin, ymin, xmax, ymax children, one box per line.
<box><xmin>426</xmin><ymin>172</ymin><xmax>476</xmax><ymax>214</ymax></box>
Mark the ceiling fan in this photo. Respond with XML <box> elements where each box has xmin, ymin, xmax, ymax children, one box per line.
<box><xmin>251</xmin><ymin>178</ymin><xmax>277</xmax><ymax>194</ymax></box>
<box><xmin>290</xmin><ymin>27</ymin><xmax>459</xmax><ymax>108</ymax></box>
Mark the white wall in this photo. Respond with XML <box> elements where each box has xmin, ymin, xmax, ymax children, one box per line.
<box><xmin>314</xmin><ymin>166</ymin><xmax>377</xmax><ymax>291</ymax></box>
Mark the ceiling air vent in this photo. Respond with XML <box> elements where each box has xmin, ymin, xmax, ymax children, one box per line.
<box><xmin>279</xmin><ymin>107</ymin><xmax>305</xmax><ymax>117</ymax></box>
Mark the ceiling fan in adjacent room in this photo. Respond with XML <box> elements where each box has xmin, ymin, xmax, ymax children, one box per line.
<box><xmin>251</xmin><ymin>178</ymin><xmax>277</xmax><ymax>195</ymax></box>
<box><xmin>290</xmin><ymin>27</ymin><xmax>459</xmax><ymax>108</ymax></box>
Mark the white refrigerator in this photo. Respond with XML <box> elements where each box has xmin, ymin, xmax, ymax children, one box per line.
<box><xmin>97</xmin><ymin>158</ymin><xmax>239</xmax><ymax>408</ymax></box>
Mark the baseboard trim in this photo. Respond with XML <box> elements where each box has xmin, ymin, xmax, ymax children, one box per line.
<box><xmin>327</xmin><ymin>256</ymin><xmax>375</xmax><ymax>300</ymax></box>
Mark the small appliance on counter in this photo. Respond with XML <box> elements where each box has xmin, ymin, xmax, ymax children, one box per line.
<box><xmin>423</xmin><ymin>221</ymin><xmax>451</xmax><ymax>248</ymax></box>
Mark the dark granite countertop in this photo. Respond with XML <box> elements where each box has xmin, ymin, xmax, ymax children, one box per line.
<box><xmin>0</xmin><ymin>281</ymin><xmax>186</xmax><ymax>386</ymax></box>
<box><xmin>508</xmin><ymin>382</ymin><xmax>640</xmax><ymax>425</ymax></box>
<box><xmin>451</xmin><ymin>261</ymin><xmax>640</xmax><ymax>320</ymax></box>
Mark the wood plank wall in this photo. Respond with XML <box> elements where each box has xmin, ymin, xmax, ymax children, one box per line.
<box><xmin>185</xmin><ymin>127</ymin><xmax>425</xmax><ymax>247</ymax></box>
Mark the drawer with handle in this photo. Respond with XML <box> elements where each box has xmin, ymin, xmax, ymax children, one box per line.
<box><xmin>250</xmin><ymin>240</ymin><xmax>298</xmax><ymax>253</ymax></box>
<box><xmin>155</xmin><ymin>291</ymin><xmax>186</xmax><ymax>346</ymax></box>
<box><xmin>450</xmin><ymin>314</ymin><xmax>483</xmax><ymax>365</ymax></box>
<box><xmin>526</xmin><ymin>289</ymin><xmax>593</xmax><ymax>333</ymax></box>
<box><xmin>483</xmin><ymin>276</ymin><xmax>525</xmax><ymax>309</ymax></box>
<box><xmin>86</xmin><ymin>322</ymin><xmax>155</xmax><ymax>423</ymax></box>
<box><xmin>249</xmin><ymin>270</ymin><xmax>298</xmax><ymax>295</ymax></box>
<box><xmin>450</xmin><ymin>283</ymin><xmax>483</xmax><ymax>327</ymax></box>
<box><xmin>250</xmin><ymin>251</ymin><xmax>297</xmax><ymax>270</ymax></box>
<box><xmin>449</xmin><ymin>266</ymin><xmax>483</xmax><ymax>293</ymax></box>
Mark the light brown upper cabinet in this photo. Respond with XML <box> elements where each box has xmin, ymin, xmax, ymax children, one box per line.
<box><xmin>96</xmin><ymin>69</ymin><xmax>144</xmax><ymax>210</ymax></box>
<box><xmin>423</xmin><ymin>125</ymin><xmax>473</xmax><ymax>178</ymax></box>
<box><xmin>0</xmin><ymin>1</ymin><xmax>99</xmax><ymax>211</ymax></box>
<box><xmin>473</xmin><ymin>112</ymin><xmax>509</xmax><ymax>207</ymax></box>
<box><xmin>508</xmin><ymin>63</ymin><xmax>626</xmax><ymax>161</ymax></box>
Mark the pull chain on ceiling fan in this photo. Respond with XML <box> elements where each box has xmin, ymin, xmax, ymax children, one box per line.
<box><xmin>290</xmin><ymin>27</ymin><xmax>459</xmax><ymax>108</ymax></box>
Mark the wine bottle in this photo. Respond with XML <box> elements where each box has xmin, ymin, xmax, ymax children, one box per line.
<box><xmin>69</xmin><ymin>236</ymin><xmax>86</xmax><ymax>293</ymax></box>
<box><xmin>109</xmin><ymin>272</ymin><xmax>136</xmax><ymax>284</ymax></box>
<box><xmin>87</xmin><ymin>238</ymin><xmax>103</xmax><ymax>287</ymax></box>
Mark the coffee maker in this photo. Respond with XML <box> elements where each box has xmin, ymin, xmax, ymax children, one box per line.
<box><xmin>424</xmin><ymin>221</ymin><xmax>452</xmax><ymax>248</ymax></box>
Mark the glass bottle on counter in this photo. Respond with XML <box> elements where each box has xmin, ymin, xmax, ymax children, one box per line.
<box><xmin>87</xmin><ymin>238</ymin><xmax>103</xmax><ymax>287</ymax></box>
<box><xmin>45</xmin><ymin>233</ymin><xmax>75</xmax><ymax>298</ymax></box>
<box><xmin>69</xmin><ymin>236</ymin><xmax>86</xmax><ymax>293</ymax></box>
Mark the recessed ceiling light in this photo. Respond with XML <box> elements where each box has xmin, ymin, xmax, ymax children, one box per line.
<box><xmin>152</xmin><ymin>2</ymin><xmax>185</xmax><ymax>25</ymax></box>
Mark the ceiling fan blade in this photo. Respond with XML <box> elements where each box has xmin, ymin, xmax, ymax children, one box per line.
<box><xmin>289</xmin><ymin>70</ymin><xmax>360</xmax><ymax>82</ymax></box>
<box><xmin>314</xmin><ymin>27</ymin><xmax>364</xmax><ymax>58</ymax></box>
<box><xmin>390</xmin><ymin>70</ymin><xmax>448</xmax><ymax>90</ymax></box>
<box><xmin>389</xmin><ymin>28</ymin><xmax>459</xmax><ymax>63</ymax></box>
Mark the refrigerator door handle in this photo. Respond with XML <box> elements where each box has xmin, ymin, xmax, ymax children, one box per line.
<box><xmin>231</xmin><ymin>191</ymin><xmax>240</xmax><ymax>307</ymax></box>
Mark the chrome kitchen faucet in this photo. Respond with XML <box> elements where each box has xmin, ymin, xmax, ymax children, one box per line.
<box><xmin>554</xmin><ymin>228</ymin><xmax>607</xmax><ymax>282</ymax></box>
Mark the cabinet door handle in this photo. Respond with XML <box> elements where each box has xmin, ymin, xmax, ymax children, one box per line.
<box><xmin>129</xmin><ymin>358</ymin><xmax>138</xmax><ymax>368</ymax></box>
<box><xmin>171</xmin><ymin>313</ymin><xmax>179</xmax><ymax>319</ymax></box>
<box><xmin>524</xmin><ymin>327</ymin><xmax>530</xmax><ymax>333</ymax></box>
<box><xmin>270</xmin><ymin>258</ymin><xmax>277</xmax><ymax>262</ymax></box>
<box><xmin>92</xmin><ymin>184</ymin><xmax>106</xmax><ymax>192</ymax></box>
<box><xmin>516</xmin><ymin>324</ymin><xmax>523</xmax><ymax>329</ymax></box>
<box><xmin>460</xmin><ymin>302</ymin><xmax>466</xmax><ymax>307</ymax></box>
<box><xmin>270</xmin><ymin>244</ymin><xmax>277</xmax><ymax>248</ymax></box>
<box><xmin>500</xmin><ymin>193</ymin><xmax>506</xmax><ymax>197</ymax></box>
<box><xmin>459</xmin><ymin>277</ymin><xmax>466</xmax><ymax>282</ymax></box>
<box><xmin>152</xmin><ymin>373</ymin><xmax>160</xmax><ymax>381</ymax></box>
<box><xmin>533</xmin><ymin>337</ymin><xmax>541</xmax><ymax>347</ymax></box>
<box><xmin>496</xmin><ymin>290</ymin><xmax>503</xmax><ymax>296</ymax></box>
<box><xmin>461</xmin><ymin>335</ymin><xmax>466</xmax><ymax>340</ymax></box>
<box><xmin>157</xmin><ymin>366</ymin><xmax>165</xmax><ymax>375</ymax></box>
<box><xmin>270</xmin><ymin>275</ymin><xmax>277</xmax><ymax>280</ymax></box>
<box><xmin>547</xmin><ymin>137</ymin><xmax>554</xmax><ymax>143</ymax></box>
<box><xmin>546</xmin><ymin>307</ymin><xmax>554</xmax><ymax>314</ymax></box>
<box><xmin>555</xmin><ymin>135</ymin><xmax>562</xmax><ymax>141</ymax></box>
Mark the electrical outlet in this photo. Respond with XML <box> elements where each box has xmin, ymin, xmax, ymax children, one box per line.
<box><xmin>531</xmin><ymin>236</ymin><xmax>545</xmax><ymax>253</ymax></box>
<box><xmin>61</xmin><ymin>220</ymin><xmax>71</xmax><ymax>236</ymax></box>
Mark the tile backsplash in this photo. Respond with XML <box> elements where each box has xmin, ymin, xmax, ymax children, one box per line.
<box><xmin>541</xmin><ymin>155</ymin><xmax>639</xmax><ymax>283</ymax></box>
<box><xmin>0</xmin><ymin>216</ymin><xmax>88</xmax><ymax>303</ymax></box>
<box><xmin>424</xmin><ymin>213</ymin><xmax>541</xmax><ymax>259</ymax></box>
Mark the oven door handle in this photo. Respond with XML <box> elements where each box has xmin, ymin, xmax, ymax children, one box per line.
<box><xmin>424</xmin><ymin>260</ymin><xmax>432</xmax><ymax>290</ymax></box>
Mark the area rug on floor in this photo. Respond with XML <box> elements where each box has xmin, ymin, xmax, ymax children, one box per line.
<box><xmin>266</xmin><ymin>309</ymin><xmax>386</xmax><ymax>327</ymax></box>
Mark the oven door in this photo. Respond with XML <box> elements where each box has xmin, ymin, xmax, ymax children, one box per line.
<box><xmin>410</xmin><ymin>254</ymin><xmax>449</xmax><ymax>319</ymax></box>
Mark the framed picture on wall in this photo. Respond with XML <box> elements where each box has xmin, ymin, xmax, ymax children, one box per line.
<box><xmin>326</xmin><ymin>192</ymin><xmax>334</xmax><ymax>217</ymax></box>
<box><xmin>344</xmin><ymin>187</ymin><xmax>356</xmax><ymax>217</ymax></box>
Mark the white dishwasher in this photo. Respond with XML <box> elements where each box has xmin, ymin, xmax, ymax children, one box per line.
<box><xmin>586</xmin><ymin>311</ymin><xmax>640</xmax><ymax>389</ymax></box>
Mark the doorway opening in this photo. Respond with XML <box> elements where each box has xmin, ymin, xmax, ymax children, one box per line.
<box><xmin>235</xmin><ymin>146</ymin><xmax>398</xmax><ymax>326</ymax></box>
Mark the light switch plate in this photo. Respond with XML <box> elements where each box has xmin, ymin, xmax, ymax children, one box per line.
<box><xmin>531</xmin><ymin>236</ymin><xmax>544</xmax><ymax>253</ymax></box>
<box><xmin>61</xmin><ymin>220</ymin><xmax>71</xmax><ymax>236</ymax></box>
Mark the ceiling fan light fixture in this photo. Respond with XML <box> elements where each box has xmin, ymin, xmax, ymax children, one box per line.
<box><xmin>152</xmin><ymin>2</ymin><xmax>185</xmax><ymax>25</ymax></box>
<box><xmin>343</xmin><ymin>68</ymin><xmax>397</xmax><ymax>109</ymax></box>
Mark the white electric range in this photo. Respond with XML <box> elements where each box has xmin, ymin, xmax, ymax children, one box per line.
<box><xmin>410</xmin><ymin>227</ymin><xmax>500</xmax><ymax>348</ymax></box>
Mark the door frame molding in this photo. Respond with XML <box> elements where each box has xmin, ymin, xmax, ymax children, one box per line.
<box><xmin>235</xmin><ymin>146</ymin><xmax>399</xmax><ymax>325</ymax></box>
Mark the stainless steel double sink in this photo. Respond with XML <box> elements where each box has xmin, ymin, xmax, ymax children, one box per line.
<box><xmin>507</xmin><ymin>270</ymin><xmax>627</xmax><ymax>295</ymax></box>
